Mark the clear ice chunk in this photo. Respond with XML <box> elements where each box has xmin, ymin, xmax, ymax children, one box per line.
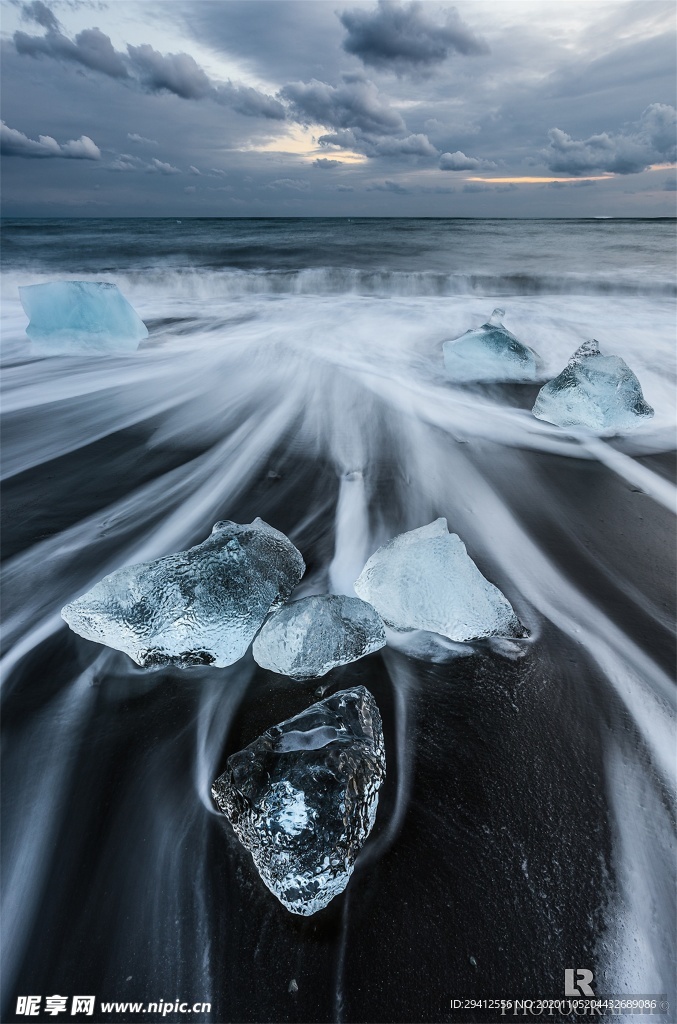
<box><xmin>354</xmin><ymin>519</ymin><xmax>526</xmax><ymax>642</ymax></box>
<box><xmin>443</xmin><ymin>308</ymin><xmax>539</xmax><ymax>383</ymax></box>
<box><xmin>532</xmin><ymin>340</ymin><xmax>654</xmax><ymax>433</ymax></box>
<box><xmin>252</xmin><ymin>594</ymin><xmax>386</xmax><ymax>679</ymax></box>
<box><xmin>61</xmin><ymin>519</ymin><xmax>305</xmax><ymax>668</ymax></box>
<box><xmin>211</xmin><ymin>686</ymin><xmax>386</xmax><ymax>915</ymax></box>
<box><xmin>19</xmin><ymin>281</ymin><xmax>148</xmax><ymax>353</ymax></box>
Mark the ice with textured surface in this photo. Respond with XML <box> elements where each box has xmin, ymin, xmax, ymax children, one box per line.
<box><xmin>61</xmin><ymin>519</ymin><xmax>305</xmax><ymax>667</ymax></box>
<box><xmin>354</xmin><ymin>519</ymin><xmax>526</xmax><ymax>642</ymax></box>
<box><xmin>532</xmin><ymin>340</ymin><xmax>654</xmax><ymax>433</ymax></box>
<box><xmin>252</xmin><ymin>594</ymin><xmax>386</xmax><ymax>679</ymax></box>
<box><xmin>443</xmin><ymin>308</ymin><xmax>538</xmax><ymax>383</ymax></box>
<box><xmin>211</xmin><ymin>686</ymin><xmax>386</xmax><ymax>915</ymax></box>
<box><xmin>19</xmin><ymin>281</ymin><xmax>148</xmax><ymax>352</ymax></box>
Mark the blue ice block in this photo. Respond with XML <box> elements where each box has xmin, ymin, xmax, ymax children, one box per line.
<box><xmin>19</xmin><ymin>281</ymin><xmax>148</xmax><ymax>353</ymax></box>
<box><xmin>443</xmin><ymin>308</ymin><xmax>539</xmax><ymax>383</ymax></box>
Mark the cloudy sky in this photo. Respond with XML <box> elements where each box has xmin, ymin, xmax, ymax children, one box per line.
<box><xmin>1</xmin><ymin>0</ymin><xmax>675</xmax><ymax>216</ymax></box>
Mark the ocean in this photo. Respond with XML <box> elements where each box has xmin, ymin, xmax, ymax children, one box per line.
<box><xmin>1</xmin><ymin>218</ymin><xmax>675</xmax><ymax>1023</ymax></box>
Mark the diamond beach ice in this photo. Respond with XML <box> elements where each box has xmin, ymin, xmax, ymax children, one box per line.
<box><xmin>61</xmin><ymin>519</ymin><xmax>305</xmax><ymax>667</ymax></box>
<box><xmin>252</xmin><ymin>594</ymin><xmax>386</xmax><ymax>679</ymax></box>
<box><xmin>443</xmin><ymin>308</ymin><xmax>539</xmax><ymax>383</ymax></box>
<box><xmin>532</xmin><ymin>339</ymin><xmax>654</xmax><ymax>433</ymax></box>
<box><xmin>19</xmin><ymin>281</ymin><xmax>148</xmax><ymax>352</ymax></box>
<box><xmin>211</xmin><ymin>686</ymin><xmax>386</xmax><ymax>915</ymax></box>
<box><xmin>354</xmin><ymin>519</ymin><xmax>527</xmax><ymax>642</ymax></box>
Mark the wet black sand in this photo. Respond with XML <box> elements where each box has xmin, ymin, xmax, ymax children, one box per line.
<box><xmin>2</xmin><ymin>433</ymin><xmax>674</xmax><ymax>1024</ymax></box>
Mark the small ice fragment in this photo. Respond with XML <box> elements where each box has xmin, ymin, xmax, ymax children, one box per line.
<box><xmin>288</xmin><ymin>980</ymin><xmax>298</xmax><ymax>995</ymax></box>
<box><xmin>252</xmin><ymin>594</ymin><xmax>386</xmax><ymax>680</ymax></box>
<box><xmin>532</xmin><ymin>340</ymin><xmax>654</xmax><ymax>433</ymax></box>
<box><xmin>211</xmin><ymin>686</ymin><xmax>386</xmax><ymax>916</ymax></box>
<box><xmin>354</xmin><ymin>519</ymin><xmax>526</xmax><ymax>642</ymax></box>
<box><xmin>19</xmin><ymin>281</ymin><xmax>148</xmax><ymax>353</ymax></box>
<box><xmin>443</xmin><ymin>308</ymin><xmax>539</xmax><ymax>383</ymax></box>
<box><xmin>61</xmin><ymin>518</ymin><xmax>305</xmax><ymax>668</ymax></box>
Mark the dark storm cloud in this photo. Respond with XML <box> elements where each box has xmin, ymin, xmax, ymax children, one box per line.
<box><xmin>13</xmin><ymin>8</ymin><xmax>284</xmax><ymax>117</ymax></box>
<box><xmin>283</xmin><ymin>73</ymin><xmax>437</xmax><ymax>161</ymax></box>
<box><xmin>544</xmin><ymin>103</ymin><xmax>677</xmax><ymax>175</ymax></box>
<box><xmin>214</xmin><ymin>83</ymin><xmax>285</xmax><ymax>120</ymax></box>
<box><xmin>20</xmin><ymin>1</ymin><xmax>59</xmax><ymax>31</ymax></box>
<box><xmin>0</xmin><ymin>119</ymin><xmax>100</xmax><ymax>158</ymax></box>
<box><xmin>339</xmin><ymin>0</ymin><xmax>488</xmax><ymax>74</ymax></box>
<box><xmin>15</xmin><ymin>22</ymin><xmax>130</xmax><ymax>77</ymax></box>
<box><xmin>439</xmin><ymin>150</ymin><xmax>496</xmax><ymax>170</ymax></box>
<box><xmin>282</xmin><ymin>73</ymin><xmax>404</xmax><ymax>135</ymax></box>
<box><xmin>313</xmin><ymin>158</ymin><xmax>343</xmax><ymax>168</ymax></box>
<box><xmin>127</xmin><ymin>44</ymin><xmax>211</xmax><ymax>98</ymax></box>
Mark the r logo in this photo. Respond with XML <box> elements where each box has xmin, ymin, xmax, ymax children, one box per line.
<box><xmin>565</xmin><ymin>969</ymin><xmax>595</xmax><ymax>996</ymax></box>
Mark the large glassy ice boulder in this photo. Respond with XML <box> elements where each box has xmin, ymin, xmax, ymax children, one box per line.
<box><xmin>252</xmin><ymin>595</ymin><xmax>386</xmax><ymax>679</ymax></box>
<box><xmin>532</xmin><ymin>340</ymin><xmax>654</xmax><ymax>433</ymax></box>
<box><xmin>443</xmin><ymin>308</ymin><xmax>539</xmax><ymax>383</ymax></box>
<box><xmin>354</xmin><ymin>519</ymin><xmax>526</xmax><ymax>642</ymax></box>
<box><xmin>212</xmin><ymin>686</ymin><xmax>386</xmax><ymax>915</ymax></box>
<box><xmin>61</xmin><ymin>519</ymin><xmax>305</xmax><ymax>667</ymax></box>
<box><xmin>19</xmin><ymin>281</ymin><xmax>148</xmax><ymax>353</ymax></box>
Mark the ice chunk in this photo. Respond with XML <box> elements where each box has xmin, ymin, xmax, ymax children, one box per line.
<box><xmin>354</xmin><ymin>519</ymin><xmax>526</xmax><ymax>642</ymax></box>
<box><xmin>61</xmin><ymin>519</ymin><xmax>305</xmax><ymax>668</ymax></box>
<box><xmin>19</xmin><ymin>281</ymin><xmax>148</xmax><ymax>353</ymax></box>
<box><xmin>211</xmin><ymin>686</ymin><xmax>385</xmax><ymax>915</ymax></box>
<box><xmin>443</xmin><ymin>308</ymin><xmax>539</xmax><ymax>383</ymax></box>
<box><xmin>532</xmin><ymin>340</ymin><xmax>654</xmax><ymax>433</ymax></box>
<box><xmin>253</xmin><ymin>595</ymin><xmax>386</xmax><ymax>679</ymax></box>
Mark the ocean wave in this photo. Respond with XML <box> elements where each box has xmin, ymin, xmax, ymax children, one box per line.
<box><xmin>2</xmin><ymin>266</ymin><xmax>675</xmax><ymax>301</ymax></box>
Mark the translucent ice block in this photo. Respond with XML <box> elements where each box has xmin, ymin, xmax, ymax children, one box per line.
<box><xmin>354</xmin><ymin>519</ymin><xmax>526</xmax><ymax>642</ymax></box>
<box><xmin>61</xmin><ymin>519</ymin><xmax>305</xmax><ymax>667</ymax></box>
<box><xmin>211</xmin><ymin>686</ymin><xmax>386</xmax><ymax>915</ymax></box>
<box><xmin>532</xmin><ymin>340</ymin><xmax>654</xmax><ymax>433</ymax></box>
<box><xmin>19</xmin><ymin>281</ymin><xmax>148</xmax><ymax>353</ymax></box>
<box><xmin>253</xmin><ymin>594</ymin><xmax>386</xmax><ymax>679</ymax></box>
<box><xmin>443</xmin><ymin>308</ymin><xmax>539</xmax><ymax>383</ymax></box>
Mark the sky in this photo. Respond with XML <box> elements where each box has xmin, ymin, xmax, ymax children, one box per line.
<box><xmin>1</xmin><ymin>0</ymin><xmax>675</xmax><ymax>216</ymax></box>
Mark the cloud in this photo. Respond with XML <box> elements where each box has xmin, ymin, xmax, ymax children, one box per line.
<box><xmin>108</xmin><ymin>154</ymin><xmax>147</xmax><ymax>172</ymax></box>
<box><xmin>340</xmin><ymin>0</ymin><xmax>489</xmax><ymax>74</ymax></box>
<box><xmin>367</xmin><ymin>178</ymin><xmax>409</xmax><ymax>193</ymax></box>
<box><xmin>14</xmin><ymin>18</ymin><xmax>284</xmax><ymax>118</ymax></box>
<box><xmin>282</xmin><ymin>72</ymin><xmax>404</xmax><ymax>136</ymax></box>
<box><xmin>462</xmin><ymin>182</ymin><xmax>493</xmax><ymax>193</ymax></box>
<box><xmin>662</xmin><ymin>177</ymin><xmax>677</xmax><ymax>191</ymax></box>
<box><xmin>107</xmin><ymin>154</ymin><xmax>180</xmax><ymax>174</ymax></box>
<box><xmin>189</xmin><ymin>165</ymin><xmax>202</xmax><ymax>175</ymax></box>
<box><xmin>313</xmin><ymin>158</ymin><xmax>344</xmax><ymax>168</ymax></box>
<box><xmin>439</xmin><ymin>150</ymin><xmax>496</xmax><ymax>171</ymax></box>
<box><xmin>183</xmin><ymin>185</ymin><xmax>196</xmax><ymax>194</ymax></box>
<box><xmin>15</xmin><ymin>19</ymin><xmax>129</xmax><ymax>78</ymax></box>
<box><xmin>127</xmin><ymin>43</ymin><xmax>211</xmax><ymax>99</ymax></box>
<box><xmin>214</xmin><ymin>82</ymin><xmax>285</xmax><ymax>120</ymax></box>
<box><xmin>0</xmin><ymin>120</ymin><xmax>101</xmax><ymax>159</ymax></box>
<box><xmin>20</xmin><ymin>1</ymin><xmax>59</xmax><ymax>32</ymax></box>
<box><xmin>264</xmin><ymin>178</ymin><xmax>310</xmax><ymax>190</ymax></box>
<box><xmin>543</xmin><ymin>104</ymin><xmax>677</xmax><ymax>175</ymax></box>
<box><xmin>371</xmin><ymin>133</ymin><xmax>437</xmax><ymax>156</ymax></box>
<box><xmin>127</xmin><ymin>132</ymin><xmax>157</xmax><ymax>145</ymax></box>
<box><xmin>149</xmin><ymin>158</ymin><xmax>181</xmax><ymax>175</ymax></box>
<box><xmin>336</xmin><ymin>184</ymin><xmax>355</xmax><ymax>191</ymax></box>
